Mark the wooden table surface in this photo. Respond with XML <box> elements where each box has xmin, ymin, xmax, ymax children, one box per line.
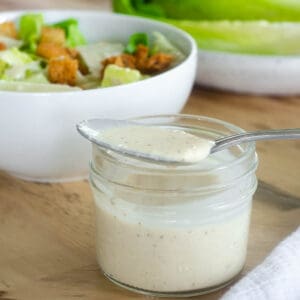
<box><xmin>0</xmin><ymin>1</ymin><xmax>299</xmax><ymax>300</ymax></box>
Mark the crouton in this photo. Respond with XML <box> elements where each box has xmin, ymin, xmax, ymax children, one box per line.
<box><xmin>100</xmin><ymin>44</ymin><xmax>173</xmax><ymax>78</ymax></box>
<box><xmin>66</xmin><ymin>47</ymin><xmax>78</xmax><ymax>59</ymax></box>
<box><xmin>101</xmin><ymin>54</ymin><xmax>136</xmax><ymax>78</ymax></box>
<box><xmin>102</xmin><ymin>54</ymin><xmax>136</xmax><ymax>69</ymax></box>
<box><xmin>0</xmin><ymin>21</ymin><xmax>18</xmax><ymax>39</ymax></box>
<box><xmin>48</xmin><ymin>57</ymin><xmax>78</xmax><ymax>86</ymax></box>
<box><xmin>37</xmin><ymin>42</ymin><xmax>69</xmax><ymax>59</ymax></box>
<box><xmin>76</xmin><ymin>54</ymin><xmax>89</xmax><ymax>75</ymax></box>
<box><xmin>144</xmin><ymin>53</ymin><xmax>173</xmax><ymax>74</ymax></box>
<box><xmin>40</xmin><ymin>26</ymin><xmax>66</xmax><ymax>46</ymax></box>
<box><xmin>0</xmin><ymin>42</ymin><xmax>6</xmax><ymax>51</ymax></box>
<box><xmin>135</xmin><ymin>44</ymin><xmax>149</xmax><ymax>71</ymax></box>
<box><xmin>120</xmin><ymin>54</ymin><xmax>136</xmax><ymax>69</ymax></box>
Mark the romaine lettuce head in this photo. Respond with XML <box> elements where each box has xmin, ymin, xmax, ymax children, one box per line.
<box><xmin>113</xmin><ymin>0</ymin><xmax>300</xmax><ymax>55</ymax></box>
<box><xmin>169</xmin><ymin>20</ymin><xmax>300</xmax><ymax>55</ymax></box>
<box><xmin>114</xmin><ymin>0</ymin><xmax>300</xmax><ymax>21</ymax></box>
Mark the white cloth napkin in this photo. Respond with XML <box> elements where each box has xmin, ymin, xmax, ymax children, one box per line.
<box><xmin>221</xmin><ymin>226</ymin><xmax>300</xmax><ymax>300</ymax></box>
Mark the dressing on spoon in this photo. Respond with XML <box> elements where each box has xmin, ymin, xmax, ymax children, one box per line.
<box><xmin>77</xmin><ymin>118</ymin><xmax>300</xmax><ymax>164</ymax></box>
<box><xmin>100</xmin><ymin>125</ymin><xmax>215</xmax><ymax>163</ymax></box>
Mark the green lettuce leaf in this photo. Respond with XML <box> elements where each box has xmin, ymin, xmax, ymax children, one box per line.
<box><xmin>113</xmin><ymin>0</ymin><xmax>164</xmax><ymax>18</ymax></box>
<box><xmin>52</xmin><ymin>18</ymin><xmax>86</xmax><ymax>47</ymax></box>
<box><xmin>77</xmin><ymin>42</ymin><xmax>124</xmax><ymax>76</ymax></box>
<box><xmin>113</xmin><ymin>0</ymin><xmax>300</xmax><ymax>55</ymax></box>
<box><xmin>0</xmin><ymin>80</ymin><xmax>81</xmax><ymax>92</ymax></box>
<box><xmin>19</xmin><ymin>13</ymin><xmax>44</xmax><ymax>53</ymax></box>
<box><xmin>0</xmin><ymin>60</ymin><xmax>8</xmax><ymax>77</ymax></box>
<box><xmin>125</xmin><ymin>32</ymin><xmax>149</xmax><ymax>54</ymax></box>
<box><xmin>168</xmin><ymin>20</ymin><xmax>300</xmax><ymax>55</ymax></box>
<box><xmin>151</xmin><ymin>31</ymin><xmax>185</xmax><ymax>62</ymax></box>
<box><xmin>101</xmin><ymin>64</ymin><xmax>142</xmax><ymax>87</ymax></box>
<box><xmin>0</xmin><ymin>48</ymin><xmax>32</xmax><ymax>66</ymax></box>
<box><xmin>114</xmin><ymin>0</ymin><xmax>300</xmax><ymax>21</ymax></box>
<box><xmin>24</xmin><ymin>72</ymin><xmax>49</xmax><ymax>84</ymax></box>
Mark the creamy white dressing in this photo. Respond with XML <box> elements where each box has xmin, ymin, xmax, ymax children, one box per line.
<box><xmin>91</xmin><ymin>123</ymin><xmax>256</xmax><ymax>295</ymax></box>
<box><xmin>100</xmin><ymin>125</ymin><xmax>215</xmax><ymax>163</ymax></box>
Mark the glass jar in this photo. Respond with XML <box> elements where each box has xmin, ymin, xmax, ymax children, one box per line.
<box><xmin>89</xmin><ymin>115</ymin><xmax>258</xmax><ymax>297</ymax></box>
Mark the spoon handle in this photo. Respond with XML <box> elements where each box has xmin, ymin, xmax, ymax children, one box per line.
<box><xmin>211</xmin><ymin>128</ymin><xmax>300</xmax><ymax>153</ymax></box>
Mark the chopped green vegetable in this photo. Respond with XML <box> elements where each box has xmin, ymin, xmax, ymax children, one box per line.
<box><xmin>24</xmin><ymin>72</ymin><xmax>49</xmax><ymax>84</ymax></box>
<box><xmin>0</xmin><ymin>60</ymin><xmax>8</xmax><ymax>77</ymax></box>
<box><xmin>77</xmin><ymin>42</ymin><xmax>124</xmax><ymax>76</ymax></box>
<box><xmin>125</xmin><ymin>32</ymin><xmax>149</xmax><ymax>54</ymax></box>
<box><xmin>101</xmin><ymin>64</ymin><xmax>142</xmax><ymax>87</ymax></box>
<box><xmin>0</xmin><ymin>80</ymin><xmax>81</xmax><ymax>92</ymax></box>
<box><xmin>3</xmin><ymin>62</ymin><xmax>42</xmax><ymax>81</ymax></box>
<box><xmin>0</xmin><ymin>48</ymin><xmax>32</xmax><ymax>66</ymax></box>
<box><xmin>19</xmin><ymin>13</ymin><xmax>44</xmax><ymax>53</ymax></box>
<box><xmin>0</xmin><ymin>36</ymin><xmax>22</xmax><ymax>49</ymax></box>
<box><xmin>52</xmin><ymin>18</ymin><xmax>86</xmax><ymax>47</ymax></box>
<box><xmin>77</xmin><ymin>74</ymin><xmax>101</xmax><ymax>90</ymax></box>
<box><xmin>0</xmin><ymin>48</ymin><xmax>43</xmax><ymax>81</ymax></box>
<box><xmin>0</xmin><ymin>13</ymin><xmax>178</xmax><ymax>92</ymax></box>
<box><xmin>151</xmin><ymin>31</ymin><xmax>184</xmax><ymax>62</ymax></box>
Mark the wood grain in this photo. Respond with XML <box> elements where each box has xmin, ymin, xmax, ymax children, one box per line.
<box><xmin>0</xmin><ymin>171</ymin><xmax>299</xmax><ymax>300</ymax></box>
<box><xmin>0</xmin><ymin>0</ymin><xmax>300</xmax><ymax>299</ymax></box>
<box><xmin>184</xmin><ymin>87</ymin><xmax>300</xmax><ymax>198</ymax></box>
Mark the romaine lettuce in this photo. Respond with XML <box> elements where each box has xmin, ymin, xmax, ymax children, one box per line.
<box><xmin>3</xmin><ymin>61</ymin><xmax>42</xmax><ymax>81</ymax></box>
<box><xmin>52</xmin><ymin>18</ymin><xmax>86</xmax><ymax>47</ymax></box>
<box><xmin>151</xmin><ymin>31</ymin><xmax>185</xmax><ymax>62</ymax></box>
<box><xmin>77</xmin><ymin>42</ymin><xmax>124</xmax><ymax>76</ymax></box>
<box><xmin>125</xmin><ymin>33</ymin><xmax>149</xmax><ymax>54</ymax></box>
<box><xmin>0</xmin><ymin>36</ymin><xmax>22</xmax><ymax>49</ymax></box>
<box><xmin>0</xmin><ymin>80</ymin><xmax>81</xmax><ymax>92</ymax></box>
<box><xmin>0</xmin><ymin>48</ymin><xmax>32</xmax><ymax>66</ymax></box>
<box><xmin>169</xmin><ymin>20</ymin><xmax>300</xmax><ymax>55</ymax></box>
<box><xmin>114</xmin><ymin>0</ymin><xmax>300</xmax><ymax>21</ymax></box>
<box><xmin>113</xmin><ymin>0</ymin><xmax>300</xmax><ymax>55</ymax></box>
<box><xmin>19</xmin><ymin>13</ymin><xmax>44</xmax><ymax>53</ymax></box>
<box><xmin>101</xmin><ymin>64</ymin><xmax>142</xmax><ymax>87</ymax></box>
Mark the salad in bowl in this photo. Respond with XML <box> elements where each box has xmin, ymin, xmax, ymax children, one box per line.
<box><xmin>0</xmin><ymin>10</ymin><xmax>196</xmax><ymax>182</ymax></box>
<box><xmin>0</xmin><ymin>13</ymin><xmax>184</xmax><ymax>92</ymax></box>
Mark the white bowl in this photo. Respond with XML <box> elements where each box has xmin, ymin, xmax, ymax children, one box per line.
<box><xmin>197</xmin><ymin>49</ymin><xmax>300</xmax><ymax>95</ymax></box>
<box><xmin>0</xmin><ymin>10</ymin><xmax>197</xmax><ymax>182</ymax></box>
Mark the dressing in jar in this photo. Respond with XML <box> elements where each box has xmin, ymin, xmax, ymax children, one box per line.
<box><xmin>89</xmin><ymin>115</ymin><xmax>258</xmax><ymax>297</ymax></box>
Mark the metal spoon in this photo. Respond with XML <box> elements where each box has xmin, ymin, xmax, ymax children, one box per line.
<box><xmin>77</xmin><ymin>119</ymin><xmax>300</xmax><ymax>164</ymax></box>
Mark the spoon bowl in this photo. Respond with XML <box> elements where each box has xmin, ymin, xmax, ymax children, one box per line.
<box><xmin>77</xmin><ymin>118</ymin><xmax>300</xmax><ymax>165</ymax></box>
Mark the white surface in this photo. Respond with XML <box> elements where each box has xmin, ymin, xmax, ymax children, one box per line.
<box><xmin>0</xmin><ymin>10</ymin><xmax>197</xmax><ymax>182</ymax></box>
<box><xmin>222</xmin><ymin>226</ymin><xmax>300</xmax><ymax>300</ymax></box>
<box><xmin>197</xmin><ymin>50</ymin><xmax>300</xmax><ymax>95</ymax></box>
